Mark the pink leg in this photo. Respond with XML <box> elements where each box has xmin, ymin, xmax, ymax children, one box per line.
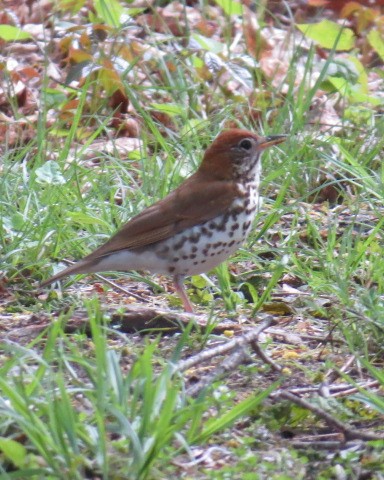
<box><xmin>173</xmin><ymin>275</ymin><xmax>194</xmax><ymax>313</ymax></box>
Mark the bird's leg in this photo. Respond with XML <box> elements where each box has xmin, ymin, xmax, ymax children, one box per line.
<box><xmin>173</xmin><ymin>275</ymin><xmax>194</xmax><ymax>313</ymax></box>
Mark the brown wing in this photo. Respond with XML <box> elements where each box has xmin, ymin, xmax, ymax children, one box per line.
<box><xmin>82</xmin><ymin>171</ymin><xmax>240</xmax><ymax>261</ymax></box>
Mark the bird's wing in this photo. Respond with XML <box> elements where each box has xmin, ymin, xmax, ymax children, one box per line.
<box><xmin>40</xmin><ymin>174</ymin><xmax>242</xmax><ymax>287</ymax></box>
<box><xmin>83</xmin><ymin>173</ymin><xmax>241</xmax><ymax>261</ymax></box>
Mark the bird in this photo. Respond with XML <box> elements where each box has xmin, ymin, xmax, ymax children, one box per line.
<box><xmin>41</xmin><ymin>129</ymin><xmax>286</xmax><ymax>312</ymax></box>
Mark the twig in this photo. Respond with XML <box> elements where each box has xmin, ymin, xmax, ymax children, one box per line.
<box><xmin>324</xmin><ymin>355</ymin><xmax>356</xmax><ymax>383</ymax></box>
<box><xmin>273</xmin><ymin>390</ymin><xmax>384</xmax><ymax>441</ymax></box>
<box><xmin>331</xmin><ymin>380</ymin><xmax>380</xmax><ymax>398</ymax></box>
<box><xmin>290</xmin><ymin>440</ymin><xmax>360</xmax><ymax>449</ymax></box>
<box><xmin>250</xmin><ymin>339</ymin><xmax>283</xmax><ymax>372</ymax></box>
<box><xmin>44</xmin><ymin>258</ymin><xmax>149</xmax><ymax>302</ymax></box>
<box><xmin>186</xmin><ymin>347</ymin><xmax>249</xmax><ymax>397</ymax></box>
<box><xmin>93</xmin><ymin>273</ymin><xmax>149</xmax><ymax>302</ymax></box>
<box><xmin>176</xmin><ymin>317</ymin><xmax>278</xmax><ymax>397</ymax></box>
<box><xmin>278</xmin><ymin>381</ymin><xmax>380</xmax><ymax>398</ymax></box>
<box><xmin>177</xmin><ymin>317</ymin><xmax>275</xmax><ymax>373</ymax></box>
<box><xmin>265</xmin><ymin>327</ymin><xmax>346</xmax><ymax>345</ymax></box>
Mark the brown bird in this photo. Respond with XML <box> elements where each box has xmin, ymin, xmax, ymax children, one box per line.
<box><xmin>41</xmin><ymin>129</ymin><xmax>286</xmax><ymax>312</ymax></box>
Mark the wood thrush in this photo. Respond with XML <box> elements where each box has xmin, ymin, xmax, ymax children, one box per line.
<box><xmin>41</xmin><ymin>129</ymin><xmax>286</xmax><ymax>312</ymax></box>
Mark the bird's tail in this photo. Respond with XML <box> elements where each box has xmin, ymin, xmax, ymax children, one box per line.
<box><xmin>40</xmin><ymin>260</ymin><xmax>92</xmax><ymax>288</ymax></box>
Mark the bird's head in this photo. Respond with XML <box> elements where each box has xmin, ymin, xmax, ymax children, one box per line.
<box><xmin>199</xmin><ymin>129</ymin><xmax>286</xmax><ymax>181</ymax></box>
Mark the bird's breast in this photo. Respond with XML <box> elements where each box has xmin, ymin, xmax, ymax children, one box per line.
<box><xmin>232</xmin><ymin>181</ymin><xmax>260</xmax><ymax>214</ymax></box>
<box><xmin>149</xmin><ymin>181</ymin><xmax>260</xmax><ymax>276</ymax></box>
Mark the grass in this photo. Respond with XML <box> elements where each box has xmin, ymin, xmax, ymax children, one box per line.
<box><xmin>1</xmin><ymin>1</ymin><xmax>384</xmax><ymax>478</ymax></box>
<box><xmin>0</xmin><ymin>303</ymin><xmax>276</xmax><ymax>479</ymax></box>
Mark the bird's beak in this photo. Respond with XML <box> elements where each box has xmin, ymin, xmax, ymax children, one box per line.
<box><xmin>259</xmin><ymin>135</ymin><xmax>287</xmax><ymax>149</ymax></box>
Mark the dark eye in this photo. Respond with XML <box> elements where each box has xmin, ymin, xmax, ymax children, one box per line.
<box><xmin>239</xmin><ymin>139</ymin><xmax>252</xmax><ymax>150</ymax></box>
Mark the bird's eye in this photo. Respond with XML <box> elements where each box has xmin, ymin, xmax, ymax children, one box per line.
<box><xmin>239</xmin><ymin>139</ymin><xmax>252</xmax><ymax>150</ymax></box>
